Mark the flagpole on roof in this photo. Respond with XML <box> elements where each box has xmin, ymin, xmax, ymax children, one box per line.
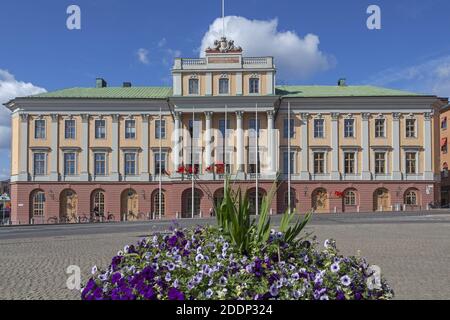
<box><xmin>159</xmin><ymin>106</ymin><xmax>162</xmax><ymax>220</ymax></box>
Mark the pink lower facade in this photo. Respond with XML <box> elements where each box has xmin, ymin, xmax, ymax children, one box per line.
<box><xmin>10</xmin><ymin>180</ymin><xmax>440</xmax><ymax>225</ymax></box>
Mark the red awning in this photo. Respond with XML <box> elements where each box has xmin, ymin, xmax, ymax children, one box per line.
<box><xmin>441</xmin><ymin>138</ymin><xmax>448</xmax><ymax>147</ymax></box>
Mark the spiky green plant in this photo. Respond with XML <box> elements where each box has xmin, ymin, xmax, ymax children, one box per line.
<box><xmin>215</xmin><ymin>178</ymin><xmax>312</xmax><ymax>255</ymax></box>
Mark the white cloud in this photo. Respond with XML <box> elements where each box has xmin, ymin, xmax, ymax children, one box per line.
<box><xmin>158</xmin><ymin>38</ymin><xmax>167</xmax><ymax>48</ymax></box>
<box><xmin>0</xmin><ymin>69</ymin><xmax>46</xmax><ymax>151</ymax></box>
<box><xmin>136</xmin><ymin>48</ymin><xmax>150</xmax><ymax>65</ymax></box>
<box><xmin>199</xmin><ymin>16</ymin><xmax>335</xmax><ymax>80</ymax></box>
<box><xmin>366</xmin><ymin>55</ymin><xmax>450</xmax><ymax>98</ymax></box>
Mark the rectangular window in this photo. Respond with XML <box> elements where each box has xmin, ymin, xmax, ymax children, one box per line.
<box><xmin>188</xmin><ymin>120</ymin><xmax>201</xmax><ymax>139</ymax></box>
<box><xmin>344</xmin><ymin>152</ymin><xmax>356</xmax><ymax>174</ymax></box>
<box><xmin>441</xmin><ymin>117</ymin><xmax>447</xmax><ymax>130</ymax></box>
<box><xmin>406</xmin><ymin>152</ymin><xmax>417</xmax><ymax>174</ymax></box>
<box><xmin>313</xmin><ymin>152</ymin><xmax>325</xmax><ymax>174</ymax></box>
<box><xmin>314</xmin><ymin>119</ymin><xmax>324</xmax><ymax>138</ymax></box>
<box><xmin>34</xmin><ymin>120</ymin><xmax>46</xmax><ymax>139</ymax></box>
<box><xmin>124</xmin><ymin>153</ymin><xmax>136</xmax><ymax>175</ymax></box>
<box><xmin>125</xmin><ymin>120</ymin><xmax>136</xmax><ymax>139</ymax></box>
<box><xmin>283</xmin><ymin>151</ymin><xmax>295</xmax><ymax>174</ymax></box>
<box><xmin>95</xmin><ymin>120</ymin><xmax>106</xmax><ymax>139</ymax></box>
<box><xmin>375</xmin><ymin>119</ymin><xmax>385</xmax><ymax>138</ymax></box>
<box><xmin>154</xmin><ymin>152</ymin><xmax>167</xmax><ymax>175</ymax></box>
<box><xmin>219</xmin><ymin>78</ymin><xmax>229</xmax><ymax>94</ymax></box>
<box><xmin>64</xmin><ymin>119</ymin><xmax>76</xmax><ymax>139</ymax></box>
<box><xmin>375</xmin><ymin>152</ymin><xmax>386</xmax><ymax>174</ymax></box>
<box><xmin>344</xmin><ymin>119</ymin><xmax>355</xmax><ymax>138</ymax></box>
<box><xmin>249</xmin><ymin>78</ymin><xmax>259</xmax><ymax>94</ymax></box>
<box><xmin>94</xmin><ymin>153</ymin><xmax>106</xmax><ymax>176</ymax></box>
<box><xmin>155</xmin><ymin>119</ymin><xmax>166</xmax><ymax>139</ymax></box>
<box><xmin>283</xmin><ymin>119</ymin><xmax>295</xmax><ymax>138</ymax></box>
<box><xmin>406</xmin><ymin>119</ymin><xmax>416</xmax><ymax>138</ymax></box>
<box><xmin>64</xmin><ymin>152</ymin><xmax>76</xmax><ymax>176</ymax></box>
<box><xmin>33</xmin><ymin>153</ymin><xmax>46</xmax><ymax>176</ymax></box>
<box><xmin>219</xmin><ymin>119</ymin><xmax>231</xmax><ymax>138</ymax></box>
<box><xmin>188</xmin><ymin>78</ymin><xmax>199</xmax><ymax>95</ymax></box>
<box><xmin>249</xmin><ymin>119</ymin><xmax>261</xmax><ymax>138</ymax></box>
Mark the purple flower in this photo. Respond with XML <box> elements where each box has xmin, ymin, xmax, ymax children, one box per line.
<box><xmin>219</xmin><ymin>276</ymin><xmax>228</xmax><ymax>286</ymax></box>
<box><xmin>111</xmin><ymin>272</ymin><xmax>122</xmax><ymax>284</ymax></box>
<box><xmin>336</xmin><ymin>291</ymin><xmax>346</xmax><ymax>300</ymax></box>
<box><xmin>168</xmin><ymin>287</ymin><xmax>185</xmax><ymax>300</ymax></box>
<box><xmin>269</xmin><ymin>284</ymin><xmax>279</xmax><ymax>297</ymax></box>
<box><xmin>205</xmin><ymin>289</ymin><xmax>213</xmax><ymax>299</ymax></box>
<box><xmin>331</xmin><ymin>262</ymin><xmax>340</xmax><ymax>273</ymax></box>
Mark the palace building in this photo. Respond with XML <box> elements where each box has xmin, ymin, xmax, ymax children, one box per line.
<box><xmin>4</xmin><ymin>37</ymin><xmax>446</xmax><ymax>224</ymax></box>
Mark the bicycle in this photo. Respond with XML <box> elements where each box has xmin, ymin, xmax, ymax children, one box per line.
<box><xmin>106</xmin><ymin>213</ymin><xmax>115</xmax><ymax>222</ymax></box>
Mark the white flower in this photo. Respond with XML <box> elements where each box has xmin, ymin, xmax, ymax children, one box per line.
<box><xmin>331</xmin><ymin>262</ymin><xmax>340</xmax><ymax>273</ymax></box>
<box><xmin>91</xmin><ymin>266</ymin><xmax>98</xmax><ymax>275</ymax></box>
<box><xmin>340</xmin><ymin>275</ymin><xmax>351</xmax><ymax>286</ymax></box>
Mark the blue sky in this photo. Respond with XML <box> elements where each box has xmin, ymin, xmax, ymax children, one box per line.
<box><xmin>1</xmin><ymin>0</ymin><xmax>450</xmax><ymax>180</ymax></box>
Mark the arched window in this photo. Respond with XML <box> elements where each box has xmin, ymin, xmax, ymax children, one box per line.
<box><xmin>153</xmin><ymin>191</ymin><xmax>165</xmax><ymax>216</ymax></box>
<box><xmin>405</xmin><ymin>190</ymin><xmax>418</xmax><ymax>205</ymax></box>
<box><xmin>31</xmin><ymin>191</ymin><xmax>45</xmax><ymax>217</ymax></box>
<box><xmin>344</xmin><ymin>190</ymin><xmax>356</xmax><ymax>206</ymax></box>
<box><xmin>92</xmin><ymin>190</ymin><xmax>105</xmax><ymax>216</ymax></box>
<box><xmin>182</xmin><ymin>189</ymin><xmax>202</xmax><ymax>218</ymax></box>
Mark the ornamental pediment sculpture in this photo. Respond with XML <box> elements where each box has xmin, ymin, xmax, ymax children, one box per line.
<box><xmin>205</xmin><ymin>37</ymin><xmax>243</xmax><ymax>53</ymax></box>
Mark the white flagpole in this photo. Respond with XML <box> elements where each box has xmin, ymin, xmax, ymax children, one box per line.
<box><xmin>192</xmin><ymin>105</ymin><xmax>195</xmax><ymax>219</ymax></box>
<box><xmin>224</xmin><ymin>104</ymin><xmax>228</xmax><ymax>186</ymax></box>
<box><xmin>222</xmin><ymin>0</ymin><xmax>225</xmax><ymax>37</ymax></box>
<box><xmin>159</xmin><ymin>107</ymin><xmax>162</xmax><ymax>220</ymax></box>
<box><xmin>288</xmin><ymin>102</ymin><xmax>291</xmax><ymax>214</ymax></box>
<box><xmin>255</xmin><ymin>102</ymin><xmax>259</xmax><ymax>216</ymax></box>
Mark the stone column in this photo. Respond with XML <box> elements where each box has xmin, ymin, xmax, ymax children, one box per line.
<box><xmin>424</xmin><ymin>112</ymin><xmax>434</xmax><ymax>180</ymax></box>
<box><xmin>111</xmin><ymin>114</ymin><xmax>120</xmax><ymax>180</ymax></box>
<box><xmin>331</xmin><ymin>112</ymin><xmax>341</xmax><ymax>180</ymax></box>
<box><xmin>49</xmin><ymin>114</ymin><xmax>59</xmax><ymax>181</ymax></box>
<box><xmin>392</xmin><ymin>113</ymin><xmax>402</xmax><ymax>180</ymax></box>
<box><xmin>236</xmin><ymin>111</ymin><xmax>245</xmax><ymax>178</ymax></box>
<box><xmin>140</xmin><ymin>114</ymin><xmax>150</xmax><ymax>181</ymax></box>
<box><xmin>19</xmin><ymin>113</ymin><xmax>29</xmax><ymax>181</ymax></box>
<box><xmin>267</xmin><ymin>111</ymin><xmax>277</xmax><ymax>175</ymax></box>
<box><xmin>80</xmin><ymin>114</ymin><xmax>90</xmax><ymax>180</ymax></box>
<box><xmin>361</xmin><ymin>113</ymin><xmax>372</xmax><ymax>180</ymax></box>
<box><xmin>172</xmin><ymin>112</ymin><xmax>182</xmax><ymax>176</ymax></box>
<box><xmin>300</xmin><ymin>113</ymin><xmax>310</xmax><ymax>180</ymax></box>
<box><xmin>204</xmin><ymin>112</ymin><xmax>213</xmax><ymax>168</ymax></box>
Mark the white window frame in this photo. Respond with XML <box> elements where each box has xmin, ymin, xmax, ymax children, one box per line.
<box><xmin>283</xmin><ymin>118</ymin><xmax>295</xmax><ymax>139</ymax></box>
<box><xmin>218</xmin><ymin>77</ymin><xmax>230</xmax><ymax>95</ymax></box>
<box><xmin>404</xmin><ymin>149</ymin><xmax>420</xmax><ymax>175</ymax></box>
<box><xmin>344</xmin><ymin>118</ymin><xmax>355</xmax><ymax>138</ymax></box>
<box><xmin>33</xmin><ymin>151</ymin><xmax>47</xmax><ymax>176</ymax></box>
<box><xmin>155</xmin><ymin>119</ymin><xmax>166</xmax><ymax>140</ymax></box>
<box><xmin>94</xmin><ymin>119</ymin><xmax>107</xmax><ymax>140</ymax></box>
<box><xmin>34</xmin><ymin>119</ymin><xmax>46</xmax><ymax>140</ymax></box>
<box><xmin>64</xmin><ymin>119</ymin><xmax>76</xmax><ymax>140</ymax></box>
<box><xmin>63</xmin><ymin>151</ymin><xmax>78</xmax><ymax>176</ymax></box>
<box><xmin>124</xmin><ymin>152</ymin><xmax>138</xmax><ymax>176</ymax></box>
<box><xmin>311</xmin><ymin>150</ymin><xmax>327</xmax><ymax>175</ymax></box>
<box><xmin>342</xmin><ymin>150</ymin><xmax>358</xmax><ymax>175</ymax></box>
<box><xmin>282</xmin><ymin>150</ymin><xmax>296</xmax><ymax>175</ymax></box>
<box><xmin>154</xmin><ymin>151</ymin><xmax>167</xmax><ymax>176</ymax></box>
<box><xmin>249</xmin><ymin>77</ymin><xmax>260</xmax><ymax>94</ymax></box>
<box><xmin>188</xmin><ymin>77</ymin><xmax>200</xmax><ymax>95</ymax></box>
<box><xmin>94</xmin><ymin>152</ymin><xmax>108</xmax><ymax>177</ymax></box>
<box><xmin>313</xmin><ymin>118</ymin><xmax>325</xmax><ymax>138</ymax></box>
<box><xmin>373</xmin><ymin>149</ymin><xmax>390</xmax><ymax>175</ymax></box>
<box><xmin>374</xmin><ymin>118</ymin><xmax>386</xmax><ymax>138</ymax></box>
<box><xmin>125</xmin><ymin>119</ymin><xmax>136</xmax><ymax>140</ymax></box>
<box><xmin>405</xmin><ymin>118</ymin><xmax>418</xmax><ymax>139</ymax></box>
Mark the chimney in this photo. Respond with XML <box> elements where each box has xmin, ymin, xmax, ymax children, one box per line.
<box><xmin>96</xmin><ymin>78</ymin><xmax>107</xmax><ymax>88</ymax></box>
<box><xmin>338</xmin><ymin>78</ymin><xmax>347</xmax><ymax>87</ymax></box>
<box><xmin>123</xmin><ymin>82</ymin><xmax>132</xmax><ymax>88</ymax></box>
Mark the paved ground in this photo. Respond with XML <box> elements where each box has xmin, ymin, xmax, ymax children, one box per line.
<box><xmin>0</xmin><ymin>211</ymin><xmax>449</xmax><ymax>300</ymax></box>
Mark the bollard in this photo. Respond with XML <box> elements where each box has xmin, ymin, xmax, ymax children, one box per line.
<box><xmin>176</xmin><ymin>211</ymin><xmax>179</xmax><ymax>219</ymax></box>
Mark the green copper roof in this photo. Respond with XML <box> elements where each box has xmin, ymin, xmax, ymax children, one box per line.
<box><xmin>275</xmin><ymin>85</ymin><xmax>422</xmax><ymax>97</ymax></box>
<box><xmin>25</xmin><ymin>85</ymin><xmax>425</xmax><ymax>100</ymax></box>
<box><xmin>29</xmin><ymin>87</ymin><xmax>172</xmax><ymax>99</ymax></box>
